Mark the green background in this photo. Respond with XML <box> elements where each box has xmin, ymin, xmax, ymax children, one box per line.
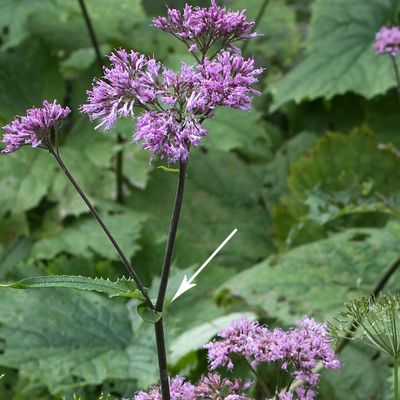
<box><xmin>0</xmin><ymin>0</ymin><xmax>399</xmax><ymax>398</ymax></box>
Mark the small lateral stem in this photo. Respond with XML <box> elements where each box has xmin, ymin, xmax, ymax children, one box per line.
<box><xmin>77</xmin><ymin>0</ymin><xmax>103</xmax><ymax>71</ymax></box>
<box><xmin>242</xmin><ymin>357</ymin><xmax>271</xmax><ymax>398</ymax></box>
<box><xmin>242</xmin><ymin>0</ymin><xmax>271</xmax><ymax>53</ymax></box>
<box><xmin>49</xmin><ymin>146</ymin><xmax>153</xmax><ymax>308</ymax></box>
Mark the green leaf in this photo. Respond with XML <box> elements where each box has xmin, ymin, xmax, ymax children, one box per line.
<box><xmin>137</xmin><ymin>303</ymin><xmax>162</xmax><ymax>323</ymax></box>
<box><xmin>0</xmin><ymin>0</ymin><xmax>44</xmax><ymax>50</ymax></box>
<box><xmin>30</xmin><ymin>208</ymin><xmax>147</xmax><ymax>261</ymax></box>
<box><xmin>0</xmin><ymin>275</ymin><xmax>145</xmax><ymax>299</ymax></box>
<box><xmin>202</xmin><ymin>108</ymin><xmax>270</xmax><ymax>155</ymax></box>
<box><xmin>271</xmin><ymin>0</ymin><xmax>400</xmax><ymax>109</ymax></box>
<box><xmin>272</xmin><ymin>129</ymin><xmax>400</xmax><ymax>247</ymax></box>
<box><xmin>129</xmin><ymin>150</ymin><xmax>272</xmax><ymax>272</ymax></box>
<box><xmin>219</xmin><ymin>223</ymin><xmax>400</xmax><ymax>322</ymax></box>
<box><xmin>0</xmin><ymin>148</ymin><xmax>58</xmax><ymax>215</ymax></box>
<box><xmin>157</xmin><ymin>166</ymin><xmax>179</xmax><ymax>173</ymax></box>
<box><xmin>0</xmin><ymin>288</ymin><xmax>158</xmax><ymax>393</ymax></box>
<box><xmin>0</xmin><ymin>40</ymin><xmax>65</xmax><ymax>122</ymax></box>
<box><xmin>230</xmin><ymin>0</ymin><xmax>302</xmax><ymax>69</ymax></box>
<box><xmin>320</xmin><ymin>343</ymin><xmax>388</xmax><ymax>400</ymax></box>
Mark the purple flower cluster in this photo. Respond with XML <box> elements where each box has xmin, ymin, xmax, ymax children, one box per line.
<box><xmin>81</xmin><ymin>48</ymin><xmax>262</xmax><ymax>163</ymax></box>
<box><xmin>132</xmin><ymin>374</ymin><xmax>251</xmax><ymax>400</ymax></box>
<box><xmin>204</xmin><ymin>318</ymin><xmax>340</xmax><ymax>400</ymax></box>
<box><xmin>153</xmin><ymin>0</ymin><xmax>256</xmax><ymax>56</ymax></box>
<box><xmin>1</xmin><ymin>100</ymin><xmax>71</xmax><ymax>153</ymax></box>
<box><xmin>80</xmin><ymin>1</ymin><xmax>261</xmax><ymax>163</ymax></box>
<box><xmin>373</xmin><ymin>26</ymin><xmax>400</xmax><ymax>56</ymax></box>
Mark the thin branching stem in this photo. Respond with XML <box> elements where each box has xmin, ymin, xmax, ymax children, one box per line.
<box><xmin>77</xmin><ymin>0</ymin><xmax>103</xmax><ymax>71</ymax></box>
<box><xmin>154</xmin><ymin>159</ymin><xmax>188</xmax><ymax>400</ymax></box>
<box><xmin>242</xmin><ymin>356</ymin><xmax>271</xmax><ymax>398</ymax></box>
<box><xmin>241</xmin><ymin>0</ymin><xmax>271</xmax><ymax>53</ymax></box>
<box><xmin>48</xmin><ymin>143</ymin><xmax>154</xmax><ymax>309</ymax></box>
<box><xmin>77</xmin><ymin>0</ymin><xmax>125</xmax><ymax>204</ymax></box>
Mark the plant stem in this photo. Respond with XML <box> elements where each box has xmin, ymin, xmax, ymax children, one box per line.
<box><xmin>154</xmin><ymin>160</ymin><xmax>188</xmax><ymax>400</ymax></box>
<box><xmin>77</xmin><ymin>0</ymin><xmax>125</xmax><ymax>204</ymax></box>
<box><xmin>241</xmin><ymin>0</ymin><xmax>271</xmax><ymax>53</ymax></box>
<box><xmin>391</xmin><ymin>55</ymin><xmax>400</xmax><ymax>103</ymax></box>
<box><xmin>242</xmin><ymin>357</ymin><xmax>271</xmax><ymax>398</ymax></box>
<box><xmin>77</xmin><ymin>0</ymin><xmax>103</xmax><ymax>71</ymax></box>
<box><xmin>49</xmin><ymin>145</ymin><xmax>153</xmax><ymax>308</ymax></box>
<box><xmin>395</xmin><ymin>357</ymin><xmax>399</xmax><ymax>400</ymax></box>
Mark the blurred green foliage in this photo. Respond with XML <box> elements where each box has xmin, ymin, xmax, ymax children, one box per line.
<box><xmin>0</xmin><ymin>0</ymin><xmax>399</xmax><ymax>398</ymax></box>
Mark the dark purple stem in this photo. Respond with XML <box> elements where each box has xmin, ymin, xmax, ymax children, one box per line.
<box><xmin>77</xmin><ymin>0</ymin><xmax>125</xmax><ymax>204</ymax></box>
<box><xmin>154</xmin><ymin>159</ymin><xmax>188</xmax><ymax>400</ymax></box>
<box><xmin>48</xmin><ymin>143</ymin><xmax>154</xmax><ymax>309</ymax></box>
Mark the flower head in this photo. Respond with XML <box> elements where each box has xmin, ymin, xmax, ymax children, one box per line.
<box><xmin>373</xmin><ymin>26</ymin><xmax>400</xmax><ymax>56</ymax></box>
<box><xmin>153</xmin><ymin>1</ymin><xmax>256</xmax><ymax>55</ymax></box>
<box><xmin>1</xmin><ymin>100</ymin><xmax>71</xmax><ymax>153</ymax></box>
<box><xmin>81</xmin><ymin>48</ymin><xmax>262</xmax><ymax>163</ymax></box>
<box><xmin>197</xmin><ymin>51</ymin><xmax>264</xmax><ymax>111</ymax></box>
<box><xmin>132</xmin><ymin>376</ymin><xmax>195</xmax><ymax>400</ymax></box>
<box><xmin>205</xmin><ymin>317</ymin><xmax>340</xmax><ymax>400</ymax></box>
<box><xmin>81</xmin><ymin>50</ymin><xmax>162</xmax><ymax>130</ymax></box>
<box><xmin>134</xmin><ymin>111</ymin><xmax>207</xmax><ymax>162</ymax></box>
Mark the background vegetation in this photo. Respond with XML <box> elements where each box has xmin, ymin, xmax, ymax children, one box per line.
<box><xmin>0</xmin><ymin>0</ymin><xmax>399</xmax><ymax>398</ymax></box>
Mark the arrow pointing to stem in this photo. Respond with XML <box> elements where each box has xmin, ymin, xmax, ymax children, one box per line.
<box><xmin>171</xmin><ymin>228</ymin><xmax>238</xmax><ymax>302</ymax></box>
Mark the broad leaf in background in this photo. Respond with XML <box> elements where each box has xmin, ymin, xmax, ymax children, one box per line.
<box><xmin>29</xmin><ymin>0</ymin><xmax>146</xmax><ymax>51</ymax></box>
<box><xmin>273</xmin><ymin>129</ymin><xmax>400</xmax><ymax>247</ymax></box>
<box><xmin>320</xmin><ymin>344</ymin><xmax>388</xmax><ymax>400</ymax></box>
<box><xmin>0</xmin><ymin>148</ymin><xmax>57</xmax><ymax>215</ymax></box>
<box><xmin>219</xmin><ymin>223</ymin><xmax>400</xmax><ymax>323</ymax></box>
<box><xmin>271</xmin><ymin>0</ymin><xmax>400</xmax><ymax>109</ymax></box>
<box><xmin>0</xmin><ymin>288</ymin><xmax>158</xmax><ymax>394</ymax></box>
<box><xmin>30</xmin><ymin>208</ymin><xmax>146</xmax><ymax>261</ymax></box>
<box><xmin>0</xmin><ymin>0</ymin><xmax>44</xmax><ymax>50</ymax></box>
<box><xmin>202</xmin><ymin>108</ymin><xmax>270</xmax><ymax>155</ymax></box>
<box><xmin>230</xmin><ymin>0</ymin><xmax>302</xmax><ymax>71</ymax></box>
<box><xmin>130</xmin><ymin>150</ymin><xmax>272</xmax><ymax>273</ymax></box>
<box><xmin>0</xmin><ymin>40</ymin><xmax>65</xmax><ymax>122</ymax></box>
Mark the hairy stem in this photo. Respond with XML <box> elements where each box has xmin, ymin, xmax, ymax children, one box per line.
<box><xmin>49</xmin><ymin>145</ymin><xmax>153</xmax><ymax>308</ymax></box>
<box><xmin>77</xmin><ymin>0</ymin><xmax>125</xmax><ymax>204</ymax></box>
<box><xmin>154</xmin><ymin>160</ymin><xmax>188</xmax><ymax>400</ymax></box>
<box><xmin>391</xmin><ymin>55</ymin><xmax>400</xmax><ymax>103</ymax></box>
<box><xmin>394</xmin><ymin>357</ymin><xmax>399</xmax><ymax>400</ymax></box>
<box><xmin>241</xmin><ymin>0</ymin><xmax>271</xmax><ymax>53</ymax></box>
<box><xmin>242</xmin><ymin>357</ymin><xmax>271</xmax><ymax>398</ymax></box>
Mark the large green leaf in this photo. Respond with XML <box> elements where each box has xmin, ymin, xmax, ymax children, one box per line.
<box><xmin>30</xmin><ymin>208</ymin><xmax>147</xmax><ymax>262</ymax></box>
<box><xmin>0</xmin><ymin>0</ymin><xmax>44</xmax><ymax>50</ymax></box>
<box><xmin>129</xmin><ymin>150</ymin><xmax>272</xmax><ymax>274</ymax></box>
<box><xmin>219</xmin><ymin>223</ymin><xmax>400</xmax><ymax>322</ymax></box>
<box><xmin>202</xmin><ymin>108</ymin><xmax>271</xmax><ymax>156</ymax></box>
<box><xmin>271</xmin><ymin>0</ymin><xmax>400</xmax><ymax>109</ymax></box>
<box><xmin>0</xmin><ymin>275</ymin><xmax>145</xmax><ymax>299</ymax></box>
<box><xmin>0</xmin><ymin>40</ymin><xmax>65</xmax><ymax>122</ymax></box>
<box><xmin>272</xmin><ymin>129</ymin><xmax>400</xmax><ymax>247</ymax></box>
<box><xmin>0</xmin><ymin>148</ymin><xmax>58</xmax><ymax>215</ymax></box>
<box><xmin>0</xmin><ymin>288</ymin><xmax>158</xmax><ymax>394</ymax></box>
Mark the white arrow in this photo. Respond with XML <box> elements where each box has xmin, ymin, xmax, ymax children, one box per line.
<box><xmin>171</xmin><ymin>228</ymin><xmax>238</xmax><ymax>302</ymax></box>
